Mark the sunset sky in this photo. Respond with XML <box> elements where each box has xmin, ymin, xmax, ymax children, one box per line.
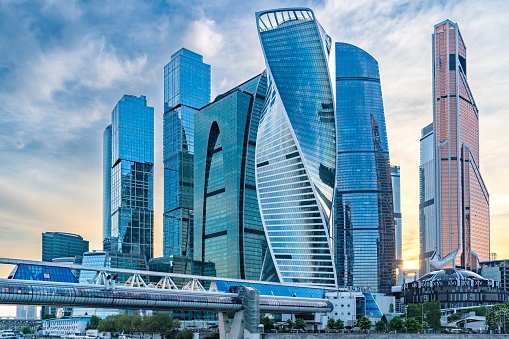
<box><xmin>0</xmin><ymin>1</ymin><xmax>508</xmax><ymax>315</ymax></box>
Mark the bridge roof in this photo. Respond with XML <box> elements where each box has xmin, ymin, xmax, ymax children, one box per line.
<box><xmin>215</xmin><ymin>280</ymin><xmax>326</xmax><ymax>299</ymax></box>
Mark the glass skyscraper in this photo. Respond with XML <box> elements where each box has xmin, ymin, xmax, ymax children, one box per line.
<box><xmin>42</xmin><ymin>232</ymin><xmax>89</xmax><ymax>262</ymax></box>
<box><xmin>194</xmin><ymin>72</ymin><xmax>268</xmax><ymax>280</ymax></box>
<box><xmin>419</xmin><ymin>122</ymin><xmax>435</xmax><ymax>275</ymax></box>
<box><xmin>255</xmin><ymin>8</ymin><xmax>337</xmax><ymax>288</ymax></box>
<box><xmin>431</xmin><ymin>20</ymin><xmax>489</xmax><ymax>270</ymax></box>
<box><xmin>391</xmin><ymin>166</ymin><xmax>403</xmax><ymax>285</ymax></box>
<box><xmin>163</xmin><ymin>48</ymin><xmax>210</xmax><ymax>259</ymax></box>
<box><xmin>109</xmin><ymin>95</ymin><xmax>154</xmax><ymax>260</ymax></box>
<box><xmin>103</xmin><ymin>124</ymin><xmax>112</xmax><ymax>243</ymax></box>
<box><xmin>334</xmin><ymin>42</ymin><xmax>396</xmax><ymax>293</ymax></box>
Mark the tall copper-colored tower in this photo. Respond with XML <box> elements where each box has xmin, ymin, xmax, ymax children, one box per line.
<box><xmin>430</xmin><ymin>20</ymin><xmax>490</xmax><ymax>271</ymax></box>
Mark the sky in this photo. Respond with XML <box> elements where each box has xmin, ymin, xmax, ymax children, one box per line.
<box><xmin>0</xmin><ymin>0</ymin><xmax>509</xmax><ymax>314</ymax></box>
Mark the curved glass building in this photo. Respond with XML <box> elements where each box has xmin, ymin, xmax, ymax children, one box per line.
<box><xmin>255</xmin><ymin>8</ymin><xmax>337</xmax><ymax>288</ymax></box>
<box><xmin>334</xmin><ymin>43</ymin><xmax>396</xmax><ymax>293</ymax></box>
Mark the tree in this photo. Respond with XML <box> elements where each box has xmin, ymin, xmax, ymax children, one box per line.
<box><xmin>335</xmin><ymin>318</ymin><xmax>344</xmax><ymax>330</ymax></box>
<box><xmin>260</xmin><ymin>315</ymin><xmax>273</xmax><ymax>332</ymax></box>
<box><xmin>42</xmin><ymin>313</ymin><xmax>56</xmax><ymax>320</ymax></box>
<box><xmin>21</xmin><ymin>326</ymin><xmax>31</xmax><ymax>335</ymax></box>
<box><xmin>405</xmin><ymin>317</ymin><xmax>421</xmax><ymax>333</ymax></box>
<box><xmin>389</xmin><ymin>303</ymin><xmax>394</xmax><ymax>313</ymax></box>
<box><xmin>358</xmin><ymin>317</ymin><xmax>372</xmax><ymax>332</ymax></box>
<box><xmin>286</xmin><ymin>319</ymin><xmax>295</xmax><ymax>331</ymax></box>
<box><xmin>381</xmin><ymin>314</ymin><xmax>388</xmax><ymax>324</ymax></box>
<box><xmin>406</xmin><ymin>304</ymin><xmax>421</xmax><ymax>319</ymax></box>
<box><xmin>388</xmin><ymin>317</ymin><xmax>404</xmax><ymax>332</ymax></box>
<box><xmin>295</xmin><ymin>318</ymin><xmax>306</xmax><ymax>330</ymax></box>
<box><xmin>327</xmin><ymin>318</ymin><xmax>336</xmax><ymax>331</ymax></box>
<box><xmin>87</xmin><ymin>315</ymin><xmax>101</xmax><ymax>330</ymax></box>
<box><xmin>375</xmin><ymin>320</ymin><xmax>386</xmax><ymax>332</ymax></box>
<box><xmin>177</xmin><ymin>329</ymin><xmax>193</xmax><ymax>339</ymax></box>
<box><xmin>447</xmin><ymin>313</ymin><xmax>461</xmax><ymax>323</ymax></box>
<box><xmin>421</xmin><ymin>320</ymin><xmax>430</xmax><ymax>332</ymax></box>
<box><xmin>97</xmin><ymin>315</ymin><xmax>118</xmax><ymax>335</ymax></box>
<box><xmin>423</xmin><ymin>301</ymin><xmax>441</xmax><ymax>330</ymax></box>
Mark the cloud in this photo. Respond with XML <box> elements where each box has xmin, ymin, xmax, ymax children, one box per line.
<box><xmin>184</xmin><ymin>18</ymin><xmax>225</xmax><ymax>59</ymax></box>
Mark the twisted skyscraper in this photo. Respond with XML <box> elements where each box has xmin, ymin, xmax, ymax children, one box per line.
<box><xmin>255</xmin><ymin>8</ymin><xmax>337</xmax><ymax>288</ymax></box>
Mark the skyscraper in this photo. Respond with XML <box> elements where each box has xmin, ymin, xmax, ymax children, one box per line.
<box><xmin>391</xmin><ymin>166</ymin><xmax>403</xmax><ymax>284</ymax></box>
<box><xmin>431</xmin><ymin>20</ymin><xmax>489</xmax><ymax>270</ymax></box>
<box><xmin>42</xmin><ymin>232</ymin><xmax>89</xmax><ymax>262</ymax></box>
<box><xmin>334</xmin><ymin>42</ymin><xmax>396</xmax><ymax>293</ymax></box>
<box><xmin>194</xmin><ymin>72</ymin><xmax>268</xmax><ymax>280</ymax></box>
<box><xmin>103</xmin><ymin>124</ymin><xmax>112</xmax><ymax>243</ymax></box>
<box><xmin>255</xmin><ymin>8</ymin><xmax>337</xmax><ymax>288</ymax></box>
<box><xmin>163</xmin><ymin>48</ymin><xmax>211</xmax><ymax>259</ymax></box>
<box><xmin>419</xmin><ymin>123</ymin><xmax>435</xmax><ymax>275</ymax></box>
<box><xmin>109</xmin><ymin>94</ymin><xmax>154</xmax><ymax>260</ymax></box>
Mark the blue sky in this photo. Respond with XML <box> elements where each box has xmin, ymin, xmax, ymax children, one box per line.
<box><xmin>0</xmin><ymin>0</ymin><xmax>508</xmax><ymax>302</ymax></box>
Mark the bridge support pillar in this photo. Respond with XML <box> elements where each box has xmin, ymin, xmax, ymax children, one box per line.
<box><xmin>218</xmin><ymin>286</ymin><xmax>262</xmax><ymax>339</ymax></box>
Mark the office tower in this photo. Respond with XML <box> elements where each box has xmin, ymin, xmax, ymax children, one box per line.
<box><xmin>255</xmin><ymin>8</ymin><xmax>337</xmax><ymax>288</ymax></box>
<box><xmin>432</xmin><ymin>20</ymin><xmax>489</xmax><ymax>270</ymax></box>
<box><xmin>419</xmin><ymin>123</ymin><xmax>435</xmax><ymax>275</ymax></box>
<box><xmin>109</xmin><ymin>95</ymin><xmax>154</xmax><ymax>259</ymax></box>
<box><xmin>16</xmin><ymin>306</ymin><xmax>37</xmax><ymax>319</ymax></box>
<box><xmin>194</xmin><ymin>72</ymin><xmax>268</xmax><ymax>280</ymax></box>
<box><xmin>163</xmin><ymin>48</ymin><xmax>211</xmax><ymax>259</ymax></box>
<box><xmin>103</xmin><ymin>124</ymin><xmax>112</xmax><ymax>244</ymax></box>
<box><xmin>41</xmin><ymin>232</ymin><xmax>89</xmax><ymax>262</ymax></box>
<box><xmin>391</xmin><ymin>166</ymin><xmax>403</xmax><ymax>285</ymax></box>
<box><xmin>335</xmin><ymin>42</ymin><xmax>396</xmax><ymax>293</ymax></box>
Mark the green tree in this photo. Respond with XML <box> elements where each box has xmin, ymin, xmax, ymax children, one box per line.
<box><xmin>358</xmin><ymin>317</ymin><xmax>372</xmax><ymax>331</ymax></box>
<box><xmin>375</xmin><ymin>320</ymin><xmax>386</xmax><ymax>332</ymax></box>
<box><xmin>389</xmin><ymin>303</ymin><xmax>394</xmax><ymax>313</ymax></box>
<box><xmin>260</xmin><ymin>315</ymin><xmax>273</xmax><ymax>332</ymax></box>
<box><xmin>405</xmin><ymin>317</ymin><xmax>421</xmax><ymax>333</ymax></box>
<box><xmin>447</xmin><ymin>313</ymin><xmax>461</xmax><ymax>323</ymax></box>
<box><xmin>177</xmin><ymin>329</ymin><xmax>193</xmax><ymax>339</ymax></box>
<box><xmin>327</xmin><ymin>318</ymin><xmax>335</xmax><ymax>331</ymax></box>
<box><xmin>21</xmin><ymin>326</ymin><xmax>31</xmax><ymax>335</ymax></box>
<box><xmin>381</xmin><ymin>314</ymin><xmax>388</xmax><ymax>324</ymax></box>
<box><xmin>335</xmin><ymin>318</ymin><xmax>344</xmax><ymax>330</ymax></box>
<box><xmin>475</xmin><ymin>305</ymin><xmax>487</xmax><ymax>316</ymax></box>
<box><xmin>286</xmin><ymin>319</ymin><xmax>295</xmax><ymax>330</ymax></box>
<box><xmin>388</xmin><ymin>317</ymin><xmax>404</xmax><ymax>332</ymax></box>
<box><xmin>97</xmin><ymin>315</ymin><xmax>118</xmax><ymax>335</ymax></box>
<box><xmin>87</xmin><ymin>315</ymin><xmax>101</xmax><ymax>330</ymax></box>
<box><xmin>208</xmin><ymin>334</ymin><xmax>219</xmax><ymax>339</ymax></box>
<box><xmin>42</xmin><ymin>313</ymin><xmax>56</xmax><ymax>320</ymax></box>
<box><xmin>130</xmin><ymin>315</ymin><xmax>143</xmax><ymax>334</ymax></box>
<box><xmin>295</xmin><ymin>318</ymin><xmax>306</xmax><ymax>330</ymax></box>
<box><xmin>423</xmin><ymin>301</ymin><xmax>441</xmax><ymax>330</ymax></box>
<box><xmin>421</xmin><ymin>320</ymin><xmax>430</xmax><ymax>332</ymax></box>
<box><xmin>406</xmin><ymin>304</ymin><xmax>421</xmax><ymax>319</ymax></box>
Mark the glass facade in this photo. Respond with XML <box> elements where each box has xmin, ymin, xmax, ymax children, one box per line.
<box><xmin>255</xmin><ymin>8</ymin><xmax>337</xmax><ymax>288</ymax></box>
<box><xmin>103</xmin><ymin>125</ymin><xmax>112</xmax><ymax>243</ymax></box>
<box><xmin>419</xmin><ymin>123</ymin><xmax>436</xmax><ymax>275</ymax></box>
<box><xmin>391</xmin><ymin>166</ymin><xmax>403</xmax><ymax>285</ymax></box>
<box><xmin>10</xmin><ymin>264</ymin><xmax>77</xmax><ymax>283</ymax></box>
<box><xmin>432</xmin><ymin>20</ymin><xmax>489</xmax><ymax>270</ymax></box>
<box><xmin>163</xmin><ymin>48</ymin><xmax>210</xmax><ymax>259</ymax></box>
<box><xmin>110</xmin><ymin>95</ymin><xmax>154</xmax><ymax>260</ymax></box>
<box><xmin>334</xmin><ymin>42</ymin><xmax>396</xmax><ymax>293</ymax></box>
<box><xmin>41</xmin><ymin>232</ymin><xmax>89</xmax><ymax>262</ymax></box>
<box><xmin>194</xmin><ymin>72</ymin><xmax>268</xmax><ymax>280</ymax></box>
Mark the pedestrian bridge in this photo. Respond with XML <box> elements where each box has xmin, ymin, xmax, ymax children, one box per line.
<box><xmin>0</xmin><ymin>258</ymin><xmax>334</xmax><ymax>339</ymax></box>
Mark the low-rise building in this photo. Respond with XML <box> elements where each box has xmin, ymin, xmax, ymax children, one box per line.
<box><xmin>401</xmin><ymin>268</ymin><xmax>506</xmax><ymax>309</ymax></box>
<box><xmin>42</xmin><ymin>318</ymin><xmax>89</xmax><ymax>337</ymax></box>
